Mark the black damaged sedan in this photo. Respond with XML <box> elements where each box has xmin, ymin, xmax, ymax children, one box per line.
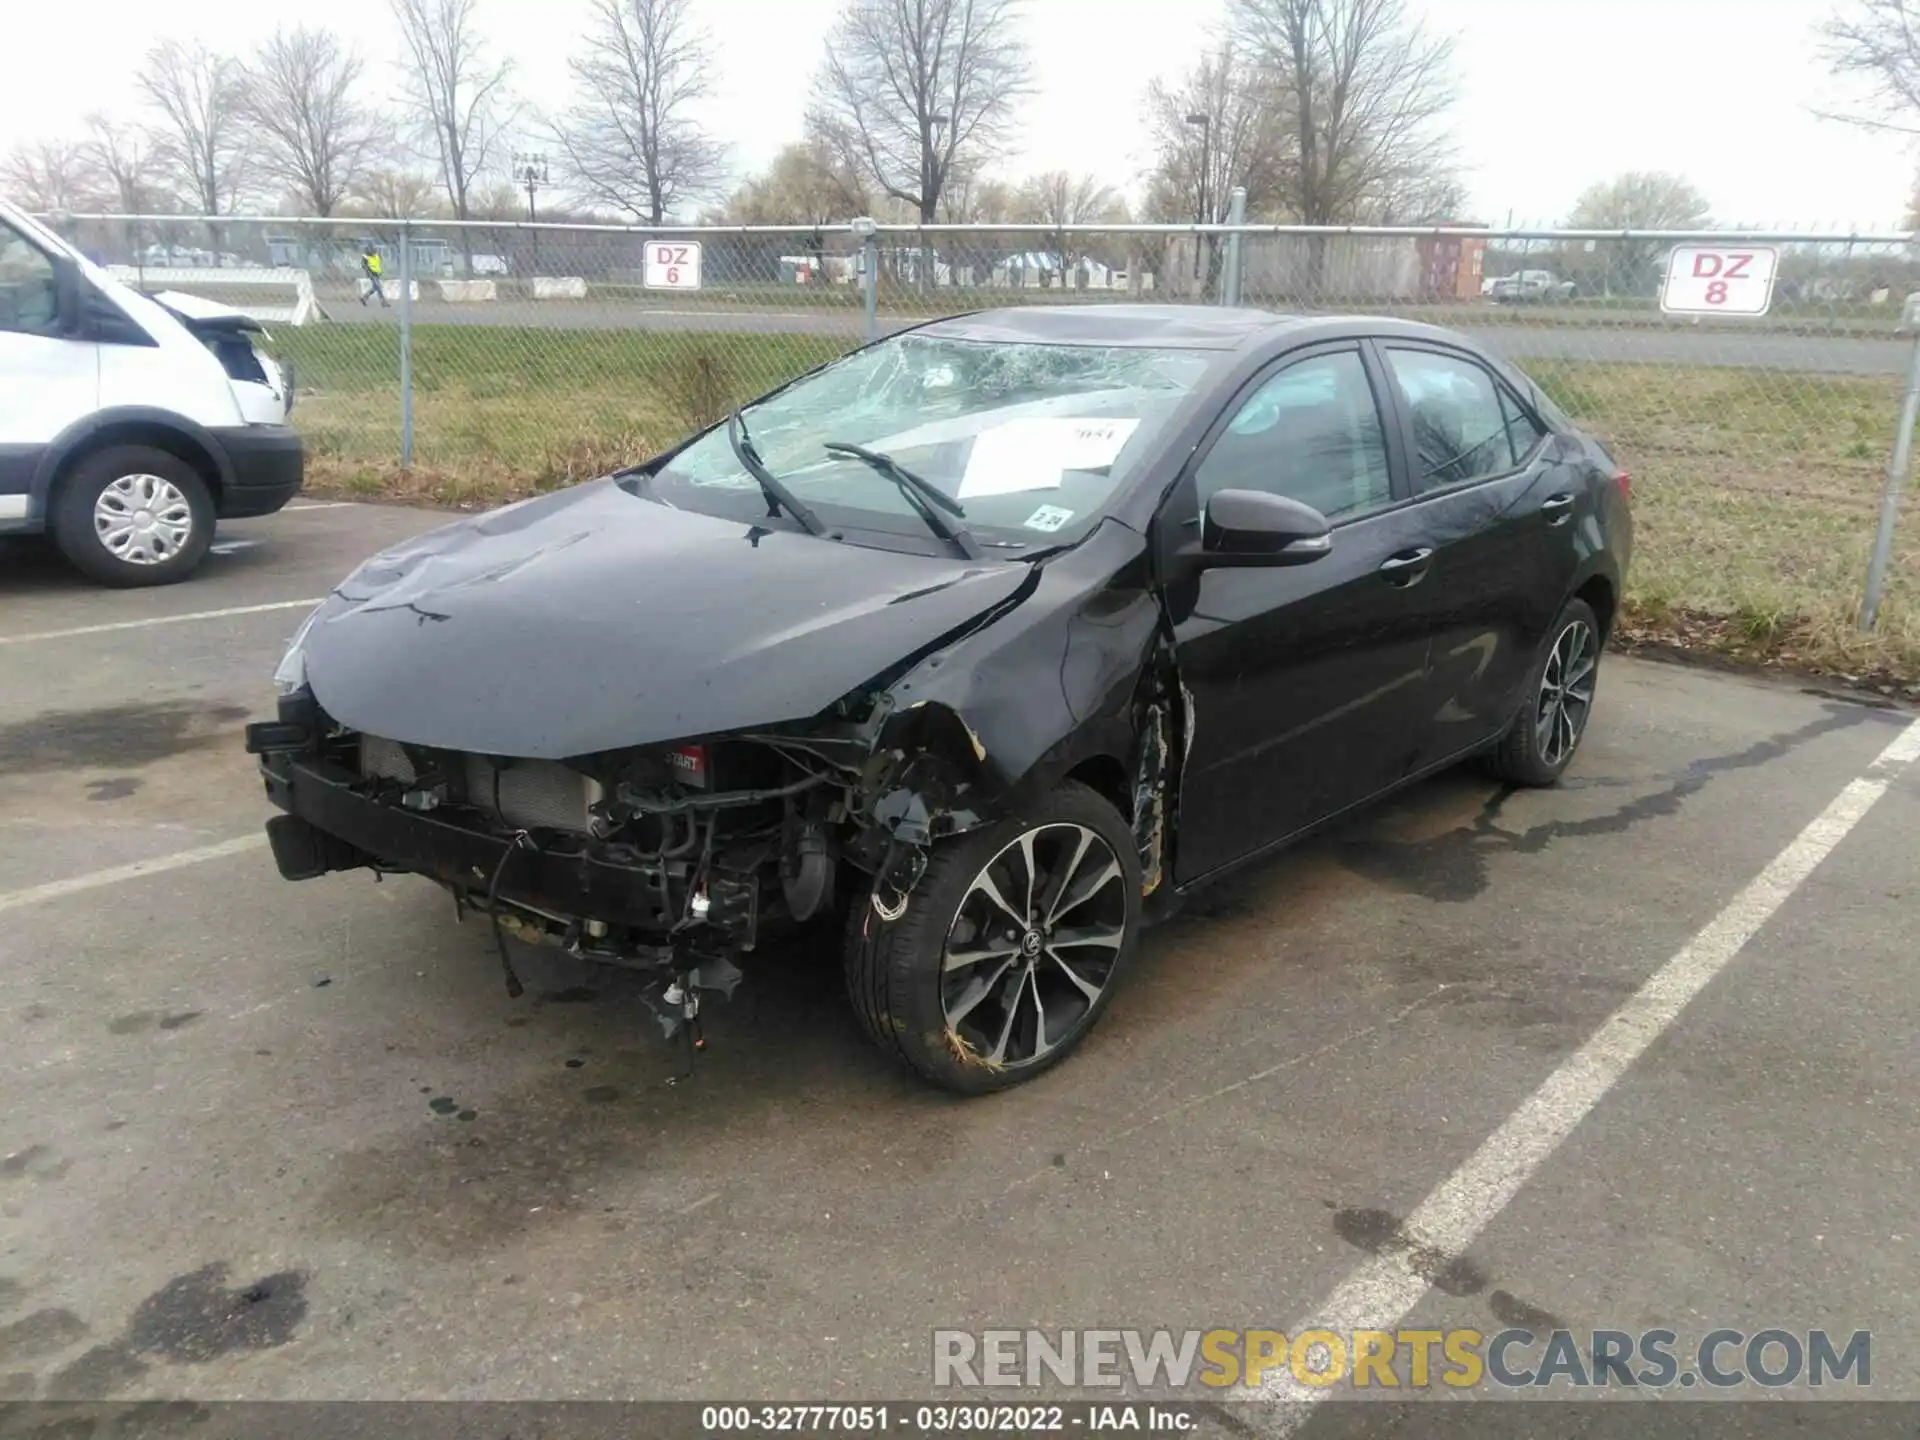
<box><xmin>249</xmin><ymin>305</ymin><xmax>1630</xmax><ymax>1092</ymax></box>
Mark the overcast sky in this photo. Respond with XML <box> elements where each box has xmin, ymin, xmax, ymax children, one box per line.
<box><xmin>5</xmin><ymin>0</ymin><xmax>1915</xmax><ymax>227</ymax></box>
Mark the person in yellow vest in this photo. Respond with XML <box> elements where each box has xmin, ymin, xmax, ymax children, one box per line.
<box><xmin>359</xmin><ymin>245</ymin><xmax>389</xmax><ymax>307</ymax></box>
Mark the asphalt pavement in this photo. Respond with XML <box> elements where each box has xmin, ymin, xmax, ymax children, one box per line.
<box><xmin>1</xmin><ymin>503</ymin><xmax>1917</xmax><ymax>1431</ymax></box>
<box><xmin>322</xmin><ymin>297</ymin><xmax>1918</xmax><ymax>376</ymax></box>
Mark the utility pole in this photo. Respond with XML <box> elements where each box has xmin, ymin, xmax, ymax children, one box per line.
<box><xmin>514</xmin><ymin>151</ymin><xmax>548</xmax><ymax>277</ymax></box>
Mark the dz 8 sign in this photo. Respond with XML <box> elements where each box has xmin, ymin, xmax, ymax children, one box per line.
<box><xmin>1661</xmin><ymin>245</ymin><xmax>1777</xmax><ymax>316</ymax></box>
<box><xmin>645</xmin><ymin>241</ymin><xmax>702</xmax><ymax>290</ymax></box>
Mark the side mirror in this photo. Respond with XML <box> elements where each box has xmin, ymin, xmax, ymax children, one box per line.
<box><xmin>52</xmin><ymin>256</ymin><xmax>83</xmax><ymax>336</ymax></box>
<box><xmin>1199</xmin><ymin>489</ymin><xmax>1332</xmax><ymax>567</ymax></box>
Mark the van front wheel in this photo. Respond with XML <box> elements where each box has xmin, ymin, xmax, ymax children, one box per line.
<box><xmin>53</xmin><ymin>446</ymin><xmax>215</xmax><ymax>587</ymax></box>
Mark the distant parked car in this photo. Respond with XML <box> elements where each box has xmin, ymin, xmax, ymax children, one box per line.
<box><xmin>1488</xmin><ymin>270</ymin><xmax>1577</xmax><ymax>303</ymax></box>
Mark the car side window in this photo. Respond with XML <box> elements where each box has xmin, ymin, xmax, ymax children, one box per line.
<box><xmin>1500</xmin><ymin>385</ymin><xmax>1548</xmax><ymax>459</ymax></box>
<box><xmin>1383</xmin><ymin>348</ymin><xmax>1524</xmax><ymax>491</ymax></box>
<box><xmin>0</xmin><ymin>223</ymin><xmax>60</xmax><ymax>337</ymax></box>
<box><xmin>1193</xmin><ymin>351</ymin><xmax>1392</xmax><ymax>521</ymax></box>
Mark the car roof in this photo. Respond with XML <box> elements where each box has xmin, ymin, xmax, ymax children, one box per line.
<box><xmin>916</xmin><ymin>304</ymin><xmax>1300</xmax><ymax>350</ymax></box>
<box><xmin>910</xmin><ymin>305</ymin><xmax>1509</xmax><ymax>361</ymax></box>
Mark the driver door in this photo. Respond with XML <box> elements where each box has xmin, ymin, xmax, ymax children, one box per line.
<box><xmin>1162</xmin><ymin>343</ymin><xmax>1440</xmax><ymax>883</ymax></box>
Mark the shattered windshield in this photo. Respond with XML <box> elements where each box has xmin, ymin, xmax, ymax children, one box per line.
<box><xmin>643</xmin><ymin>334</ymin><xmax>1211</xmax><ymax>552</ymax></box>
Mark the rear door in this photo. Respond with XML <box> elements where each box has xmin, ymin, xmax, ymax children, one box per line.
<box><xmin>1371</xmin><ymin>341</ymin><xmax>1581</xmax><ymax>768</ymax></box>
<box><xmin>1164</xmin><ymin>343</ymin><xmax>1440</xmax><ymax>883</ymax></box>
<box><xmin>0</xmin><ymin>218</ymin><xmax>97</xmax><ymax>527</ymax></box>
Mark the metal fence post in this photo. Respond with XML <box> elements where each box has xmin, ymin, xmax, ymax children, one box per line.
<box><xmin>398</xmin><ymin>220</ymin><xmax>414</xmax><ymax>468</ymax></box>
<box><xmin>858</xmin><ymin>220</ymin><xmax>880</xmax><ymax>342</ymax></box>
<box><xmin>1222</xmin><ymin>187</ymin><xmax>1248</xmax><ymax>307</ymax></box>
<box><xmin>1862</xmin><ymin>305</ymin><xmax>1920</xmax><ymax>630</ymax></box>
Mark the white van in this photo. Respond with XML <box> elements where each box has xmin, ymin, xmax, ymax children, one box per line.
<box><xmin>0</xmin><ymin>199</ymin><xmax>303</xmax><ymax>586</ymax></box>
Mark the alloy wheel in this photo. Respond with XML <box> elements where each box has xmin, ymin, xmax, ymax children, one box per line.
<box><xmin>1535</xmin><ymin>618</ymin><xmax>1598</xmax><ymax>767</ymax></box>
<box><xmin>94</xmin><ymin>473</ymin><xmax>195</xmax><ymax>566</ymax></box>
<box><xmin>940</xmin><ymin>823</ymin><xmax>1128</xmax><ymax>1068</ymax></box>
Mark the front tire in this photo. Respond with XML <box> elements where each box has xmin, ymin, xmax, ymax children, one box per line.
<box><xmin>53</xmin><ymin>446</ymin><xmax>215</xmax><ymax>587</ymax></box>
<box><xmin>844</xmin><ymin>781</ymin><xmax>1142</xmax><ymax>1094</ymax></box>
<box><xmin>1483</xmin><ymin>597</ymin><xmax>1602</xmax><ymax>787</ymax></box>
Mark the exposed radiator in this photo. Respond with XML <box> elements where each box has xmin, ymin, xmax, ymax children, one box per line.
<box><xmin>358</xmin><ymin>735</ymin><xmax>598</xmax><ymax>833</ymax></box>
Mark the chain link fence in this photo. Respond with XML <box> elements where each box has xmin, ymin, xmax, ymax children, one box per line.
<box><xmin>43</xmin><ymin>211</ymin><xmax>1920</xmax><ymax>675</ymax></box>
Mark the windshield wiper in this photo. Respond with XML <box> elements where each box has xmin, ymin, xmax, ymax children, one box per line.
<box><xmin>728</xmin><ymin>409</ymin><xmax>827</xmax><ymax>537</ymax></box>
<box><xmin>822</xmin><ymin>441</ymin><xmax>982</xmax><ymax>560</ymax></box>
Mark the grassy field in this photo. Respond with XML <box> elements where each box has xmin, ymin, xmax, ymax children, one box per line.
<box><xmin>263</xmin><ymin>323</ymin><xmax>1919</xmax><ymax>686</ymax></box>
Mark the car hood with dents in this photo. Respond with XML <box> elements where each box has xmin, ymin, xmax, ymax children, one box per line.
<box><xmin>298</xmin><ymin>478</ymin><xmax>1033</xmax><ymax>758</ymax></box>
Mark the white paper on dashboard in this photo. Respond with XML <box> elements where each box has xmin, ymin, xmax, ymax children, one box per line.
<box><xmin>957</xmin><ymin>417</ymin><xmax>1141</xmax><ymax>498</ymax></box>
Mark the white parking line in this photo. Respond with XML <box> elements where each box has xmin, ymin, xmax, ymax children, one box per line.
<box><xmin>1255</xmin><ymin>715</ymin><xmax>1920</xmax><ymax>1426</ymax></box>
<box><xmin>0</xmin><ymin>599</ymin><xmax>324</xmax><ymax>646</ymax></box>
<box><xmin>285</xmin><ymin>501</ymin><xmax>358</xmax><ymax>511</ymax></box>
<box><xmin>0</xmin><ymin>835</ymin><xmax>267</xmax><ymax>917</ymax></box>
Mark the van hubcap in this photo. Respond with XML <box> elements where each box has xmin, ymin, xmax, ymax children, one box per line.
<box><xmin>940</xmin><ymin>823</ymin><xmax>1127</xmax><ymax>1068</ymax></box>
<box><xmin>95</xmin><ymin>474</ymin><xmax>194</xmax><ymax>566</ymax></box>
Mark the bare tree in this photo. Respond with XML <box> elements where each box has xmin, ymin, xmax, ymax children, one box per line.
<box><xmin>808</xmin><ymin>0</ymin><xmax>1030</xmax><ymax>224</ymax></box>
<box><xmin>391</xmin><ymin>0</ymin><xmax>512</xmax><ymax>230</ymax></box>
<box><xmin>1231</xmin><ymin>0</ymin><xmax>1459</xmax><ymax>226</ymax></box>
<box><xmin>354</xmin><ymin>168</ymin><xmax>445</xmax><ymax>218</ymax></box>
<box><xmin>724</xmin><ymin>140</ymin><xmax>868</xmax><ymax>225</ymax></box>
<box><xmin>938</xmin><ymin>166</ymin><xmax>1014</xmax><ymax>223</ymax></box>
<box><xmin>241</xmin><ymin>26</ymin><xmax>378</xmax><ymax>215</ymax></box>
<box><xmin>549</xmin><ymin>0</ymin><xmax>726</xmax><ymax>223</ymax></box>
<box><xmin>1014</xmin><ymin>171</ymin><xmax>1127</xmax><ymax>285</ymax></box>
<box><xmin>1</xmin><ymin>139</ymin><xmax>99</xmax><ymax>213</ymax></box>
<box><xmin>139</xmin><ymin>40</ymin><xmax>251</xmax><ymax>215</ymax></box>
<box><xmin>82</xmin><ymin>115</ymin><xmax>166</xmax><ymax>213</ymax></box>
<box><xmin>1821</xmin><ymin>0</ymin><xmax>1920</xmax><ymax>132</ymax></box>
<box><xmin>1142</xmin><ymin>42</ymin><xmax>1292</xmax><ymax>224</ymax></box>
<box><xmin>1565</xmin><ymin>171</ymin><xmax>1713</xmax><ymax>295</ymax></box>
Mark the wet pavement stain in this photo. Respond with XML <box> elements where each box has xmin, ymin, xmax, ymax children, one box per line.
<box><xmin>84</xmin><ymin>777</ymin><xmax>143</xmax><ymax>803</ymax></box>
<box><xmin>1</xmin><ymin>1146</ymin><xmax>57</xmax><ymax>1180</ymax></box>
<box><xmin>124</xmin><ymin>1264</ymin><xmax>308</xmax><ymax>1364</ymax></box>
<box><xmin>427</xmin><ymin>1096</ymin><xmax>459</xmax><ymax>1115</ymax></box>
<box><xmin>0</xmin><ymin>1309</ymin><xmax>88</xmax><ymax>1363</ymax></box>
<box><xmin>0</xmin><ymin>701</ymin><xmax>251</xmax><ymax>776</ymax></box>
<box><xmin>1337</xmin><ymin>709</ymin><xmax>1869</xmax><ymax>902</ymax></box>
<box><xmin>157</xmin><ymin>1012</ymin><xmax>203</xmax><ymax>1032</ymax></box>
<box><xmin>1331</xmin><ymin>1207</ymin><xmax>1487</xmax><ymax>1297</ymax></box>
<box><xmin>1489</xmin><ymin>1289</ymin><xmax>1567</xmax><ymax>1333</ymax></box>
<box><xmin>45</xmin><ymin>1342</ymin><xmax>150</xmax><ymax>1399</ymax></box>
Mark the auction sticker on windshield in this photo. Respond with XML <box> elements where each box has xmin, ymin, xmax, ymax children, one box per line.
<box><xmin>1023</xmin><ymin>504</ymin><xmax>1075</xmax><ymax>533</ymax></box>
<box><xmin>959</xmin><ymin>417</ymin><xmax>1140</xmax><ymax>498</ymax></box>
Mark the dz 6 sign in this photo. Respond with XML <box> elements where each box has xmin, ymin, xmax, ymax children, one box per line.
<box><xmin>645</xmin><ymin>241</ymin><xmax>703</xmax><ymax>290</ymax></box>
<box><xmin>1661</xmin><ymin>245</ymin><xmax>1777</xmax><ymax>317</ymax></box>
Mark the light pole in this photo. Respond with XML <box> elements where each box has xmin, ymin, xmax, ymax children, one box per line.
<box><xmin>513</xmin><ymin>151</ymin><xmax>548</xmax><ymax>276</ymax></box>
<box><xmin>1186</xmin><ymin>112</ymin><xmax>1212</xmax><ymax>291</ymax></box>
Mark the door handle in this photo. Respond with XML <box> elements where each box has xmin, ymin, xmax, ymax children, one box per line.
<box><xmin>1540</xmin><ymin>493</ymin><xmax>1576</xmax><ymax>525</ymax></box>
<box><xmin>1378</xmin><ymin>547</ymin><xmax>1433</xmax><ymax>586</ymax></box>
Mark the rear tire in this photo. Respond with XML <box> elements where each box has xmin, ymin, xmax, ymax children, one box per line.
<box><xmin>53</xmin><ymin>446</ymin><xmax>215</xmax><ymax>588</ymax></box>
<box><xmin>844</xmin><ymin>781</ymin><xmax>1142</xmax><ymax>1094</ymax></box>
<box><xmin>1482</xmin><ymin>597</ymin><xmax>1602</xmax><ymax>787</ymax></box>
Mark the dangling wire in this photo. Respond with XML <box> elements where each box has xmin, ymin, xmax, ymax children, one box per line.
<box><xmin>485</xmin><ymin>830</ymin><xmax>536</xmax><ymax>999</ymax></box>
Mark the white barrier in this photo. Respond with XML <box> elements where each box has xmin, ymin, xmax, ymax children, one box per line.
<box><xmin>358</xmin><ymin>278</ymin><xmax>420</xmax><ymax>303</ymax></box>
<box><xmin>532</xmin><ymin>276</ymin><xmax>588</xmax><ymax>299</ymax></box>
<box><xmin>438</xmin><ymin>279</ymin><xmax>497</xmax><ymax>303</ymax></box>
<box><xmin>106</xmin><ymin>266</ymin><xmax>317</xmax><ymax>326</ymax></box>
